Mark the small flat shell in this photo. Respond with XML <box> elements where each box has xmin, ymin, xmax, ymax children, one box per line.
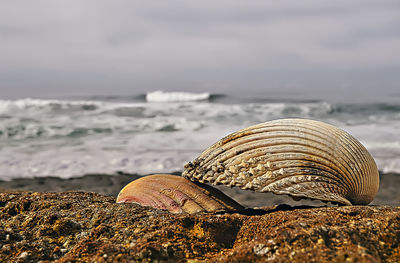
<box><xmin>116</xmin><ymin>174</ymin><xmax>244</xmax><ymax>214</ymax></box>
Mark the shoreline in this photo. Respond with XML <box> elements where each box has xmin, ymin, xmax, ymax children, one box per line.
<box><xmin>0</xmin><ymin>171</ymin><xmax>398</xmax><ymax>207</ymax></box>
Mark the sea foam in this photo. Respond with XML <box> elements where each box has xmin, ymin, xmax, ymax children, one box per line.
<box><xmin>145</xmin><ymin>91</ymin><xmax>210</xmax><ymax>102</ymax></box>
<box><xmin>0</xmin><ymin>95</ymin><xmax>399</xmax><ymax>179</ymax></box>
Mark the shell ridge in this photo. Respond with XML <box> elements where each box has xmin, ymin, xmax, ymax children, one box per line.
<box><xmin>160</xmin><ymin>177</ymin><xmax>228</xmax><ymax>212</ymax></box>
<box><xmin>189</xmin><ymin>143</ymin><xmax>354</xmax><ymax>192</ymax></box>
<box><xmin>136</xmin><ymin>183</ymin><xmax>184</xmax><ymax>211</ymax></box>
<box><xmin>307</xmin><ymin>124</ymin><xmax>364</xmax><ymax>190</ymax></box>
<box><xmin>173</xmin><ymin>181</ymin><xmax>223</xmax><ymax>211</ymax></box>
<box><xmin>260</xmin><ymin>177</ymin><xmax>351</xmax><ymax>205</ymax></box>
<box><xmin>249</xmin><ymin>121</ymin><xmax>369</xmax><ymax>184</ymax></box>
<box><xmin>158</xmin><ymin>187</ymin><xmax>202</xmax><ymax>212</ymax></box>
<box><xmin>302</xmin><ymin>120</ymin><xmax>376</xmax><ymax>198</ymax></box>
<box><xmin>135</xmin><ymin>190</ymin><xmax>171</xmax><ymax>210</ymax></box>
<box><xmin>293</xmin><ymin>120</ymin><xmax>379</xmax><ymax>204</ymax></box>
<box><xmin>222</xmin><ymin>155</ymin><xmax>348</xmax><ymax>191</ymax></box>
<box><xmin>252</xmin><ymin>171</ymin><xmax>345</xmax><ymax>195</ymax></box>
<box><xmin>324</xmin><ymin>126</ymin><xmax>377</xmax><ymax>202</ymax></box>
<box><xmin>341</xmin><ymin>132</ymin><xmax>376</xmax><ymax>198</ymax></box>
<box><xmin>192</xmin><ymin>127</ymin><xmax>360</xmax><ymax>192</ymax></box>
<box><xmin>192</xmin><ymin>182</ymin><xmax>244</xmax><ymax>210</ymax></box>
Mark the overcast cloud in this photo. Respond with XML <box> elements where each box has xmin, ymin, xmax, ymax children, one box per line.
<box><xmin>0</xmin><ymin>0</ymin><xmax>399</xmax><ymax>100</ymax></box>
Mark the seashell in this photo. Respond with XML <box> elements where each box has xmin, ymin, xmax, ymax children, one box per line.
<box><xmin>116</xmin><ymin>174</ymin><xmax>244</xmax><ymax>214</ymax></box>
<box><xmin>183</xmin><ymin>118</ymin><xmax>379</xmax><ymax>205</ymax></box>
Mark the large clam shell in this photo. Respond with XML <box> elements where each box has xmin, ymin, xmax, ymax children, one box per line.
<box><xmin>183</xmin><ymin>119</ymin><xmax>379</xmax><ymax>205</ymax></box>
<box><xmin>116</xmin><ymin>174</ymin><xmax>244</xmax><ymax>214</ymax></box>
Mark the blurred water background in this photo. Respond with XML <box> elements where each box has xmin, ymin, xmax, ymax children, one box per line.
<box><xmin>0</xmin><ymin>90</ymin><xmax>399</xmax><ymax>180</ymax></box>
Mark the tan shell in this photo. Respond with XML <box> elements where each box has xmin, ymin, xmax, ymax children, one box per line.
<box><xmin>116</xmin><ymin>174</ymin><xmax>244</xmax><ymax>214</ymax></box>
<box><xmin>183</xmin><ymin>118</ymin><xmax>379</xmax><ymax>205</ymax></box>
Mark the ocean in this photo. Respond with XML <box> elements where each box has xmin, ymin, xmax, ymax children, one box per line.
<box><xmin>0</xmin><ymin>91</ymin><xmax>399</xmax><ymax>180</ymax></box>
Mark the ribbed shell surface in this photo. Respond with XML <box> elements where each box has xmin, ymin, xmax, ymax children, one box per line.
<box><xmin>182</xmin><ymin>119</ymin><xmax>379</xmax><ymax>205</ymax></box>
<box><xmin>116</xmin><ymin>174</ymin><xmax>244</xmax><ymax>214</ymax></box>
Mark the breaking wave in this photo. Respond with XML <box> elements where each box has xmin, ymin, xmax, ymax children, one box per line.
<box><xmin>145</xmin><ymin>91</ymin><xmax>211</xmax><ymax>102</ymax></box>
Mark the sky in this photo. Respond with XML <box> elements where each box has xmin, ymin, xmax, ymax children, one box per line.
<box><xmin>0</xmin><ymin>0</ymin><xmax>399</xmax><ymax>101</ymax></box>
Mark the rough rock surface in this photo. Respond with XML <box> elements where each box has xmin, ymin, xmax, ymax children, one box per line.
<box><xmin>0</xmin><ymin>191</ymin><xmax>399</xmax><ymax>262</ymax></box>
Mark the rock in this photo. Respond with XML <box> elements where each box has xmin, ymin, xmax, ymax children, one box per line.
<box><xmin>18</xmin><ymin>251</ymin><xmax>29</xmax><ymax>259</ymax></box>
<box><xmin>0</xmin><ymin>191</ymin><xmax>399</xmax><ymax>262</ymax></box>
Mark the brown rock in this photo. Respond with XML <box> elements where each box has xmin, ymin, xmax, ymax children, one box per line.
<box><xmin>0</xmin><ymin>191</ymin><xmax>399</xmax><ymax>262</ymax></box>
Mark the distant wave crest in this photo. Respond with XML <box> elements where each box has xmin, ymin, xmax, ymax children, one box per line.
<box><xmin>145</xmin><ymin>90</ymin><xmax>210</xmax><ymax>102</ymax></box>
<box><xmin>0</xmin><ymin>98</ymin><xmax>102</xmax><ymax>114</ymax></box>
